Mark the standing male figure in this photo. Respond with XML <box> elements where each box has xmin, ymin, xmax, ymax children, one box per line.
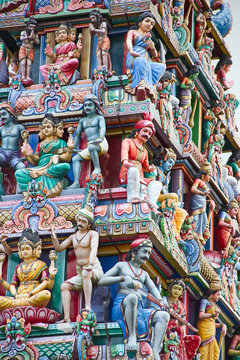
<box><xmin>51</xmin><ymin>204</ymin><xmax>103</xmax><ymax>321</ymax></box>
<box><xmin>119</xmin><ymin>114</ymin><xmax>162</xmax><ymax>208</ymax></box>
<box><xmin>89</xmin><ymin>9</ymin><xmax>112</xmax><ymax>73</ymax></box>
<box><xmin>98</xmin><ymin>237</ymin><xmax>170</xmax><ymax>360</ymax></box>
<box><xmin>0</xmin><ymin>102</ymin><xmax>26</xmax><ymax>171</ymax></box>
<box><xmin>67</xmin><ymin>94</ymin><xmax>108</xmax><ymax>189</ymax></box>
<box><xmin>19</xmin><ymin>18</ymin><xmax>39</xmax><ymax>86</ymax></box>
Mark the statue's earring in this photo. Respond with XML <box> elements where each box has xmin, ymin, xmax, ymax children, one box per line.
<box><xmin>87</xmin><ymin>225</ymin><xmax>91</xmax><ymax>230</ymax></box>
<box><xmin>132</xmin><ymin>254</ymin><xmax>135</xmax><ymax>261</ymax></box>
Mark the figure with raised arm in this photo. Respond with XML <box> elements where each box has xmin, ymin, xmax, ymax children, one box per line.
<box><xmin>0</xmin><ymin>102</ymin><xmax>26</xmax><ymax>172</ymax></box>
<box><xmin>89</xmin><ymin>9</ymin><xmax>112</xmax><ymax>73</ymax></box>
<box><xmin>15</xmin><ymin>113</ymin><xmax>74</xmax><ymax>198</ymax></box>
<box><xmin>0</xmin><ymin>229</ymin><xmax>56</xmax><ymax>309</ymax></box>
<box><xmin>197</xmin><ymin>281</ymin><xmax>227</xmax><ymax>360</ymax></box>
<box><xmin>19</xmin><ymin>18</ymin><xmax>39</xmax><ymax>86</ymax></box>
<box><xmin>215</xmin><ymin>54</ymin><xmax>234</xmax><ymax>90</ymax></box>
<box><xmin>98</xmin><ymin>236</ymin><xmax>170</xmax><ymax>360</ymax></box>
<box><xmin>67</xmin><ymin>94</ymin><xmax>108</xmax><ymax>189</ymax></box>
<box><xmin>51</xmin><ymin>203</ymin><xmax>103</xmax><ymax>321</ymax></box>
<box><xmin>119</xmin><ymin>114</ymin><xmax>162</xmax><ymax>209</ymax></box>
<box><xmin>124</xmin><ymin>12</ymin><xmax>166</xmax><ymax>101</ymax></box>
<box><xmin>40</xmin><ymin>23</ymin><xmax>82</xmax><ymax>86</ymax></box>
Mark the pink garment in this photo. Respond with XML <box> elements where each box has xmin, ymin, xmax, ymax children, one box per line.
<box><xmin>40</xmin><ymin>41</ymin><xmax>79</xmax><ymax>85</ymax></box>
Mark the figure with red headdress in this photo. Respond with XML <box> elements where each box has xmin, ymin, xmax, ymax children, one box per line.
<box><xmin>0</xmin><ymin>102</ymin><xmax>26</xmax><ymax>172</ymax></box>
<box><xmin>119</xmin><ymin>114</ymin><xmax>162</xmax><ymax>209</ymax></box>
<box><xmin>98</xmin><ymin>236</ymin><xmax>170</xmax><ymax>360</ymax></box>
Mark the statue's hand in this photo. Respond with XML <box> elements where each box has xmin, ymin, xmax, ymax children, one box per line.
<box><xmin>52</xmin><ymin>155</ymin><xmax>59</xmax><ymax>164</ymax></box>
<box><xmin>45</xmin><ymin>44</ymin><xmax>54</xmax><ymax>58</ymax></box>
<box><xmin>67</xmin><ymin>137</ymin><xmax>75</xmax><ymax>150</ymax></box>
<box><xmin>129</xmin><ymin>50</ymin><xmax>141</xmax><ymax>58</ymax></box>
<box><xmin>49</xmin><ymin>265</ymin><xmax>58</xmax><ymax>277</ymax></box>
<box><xmin>68</xmin><ymin>51</ymin><xmax>74</xmax><ymax>58</ymax></box>
<box><xmin>221</xmin><ymin>323</ymin><xmax>227</xmax><ymax>336</ymax></box>
<box><xmin>123</xmin><ymin>276</ymin><xmax>135</xmax><ymax>289</ymax></box>
<box><xmin>21</xmin><ymin>142</ymin><xmax>33</xmax><ymax>156</ymax></box>
<box><xmin>51</xmin><ymin>225</ymin><xmax>56</xmax><ymax>240</ymax></box>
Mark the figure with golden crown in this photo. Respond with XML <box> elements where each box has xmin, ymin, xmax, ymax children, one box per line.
<box><xmin>0</xmin><ymin>229</ymin><xmax>57</xmax><ymax>309</ymax></box>
<box><xmin>51</xmin><ymin>203</ymin><xmax>103</xmax><ymax>322</ymax></box>
<box><xmin>40</xmin><ymin>23</ymin><xmax>82</xmax><ymax>86</ymax></box>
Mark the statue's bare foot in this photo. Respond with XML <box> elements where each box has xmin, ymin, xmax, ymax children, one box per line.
<box><xmin>67</xmin><ymin>183</ymin><xmax>80</xmax><ymax>190</ymax></box>
<box><xmin>126</xmin><ymin>335</ymin><xmax>137</xmax><ymax>352</ymax></box>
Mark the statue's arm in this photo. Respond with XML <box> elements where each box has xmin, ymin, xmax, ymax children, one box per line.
<box><xmin>98</xmin><ymin>116</ymin><xmax>106</xmax><ymax>139</ymax></box>
<box><xmin>89</xmin><ymin>231</ymin><xmax>99</xmax><ymax>266</ymax></box>
<box><xmin>94</xmin><ymin>22</ymin><xmax>107</xmax><ymax>36</ymax></box>
<box><xmin>74</xmin><ymin>121</ymin><xmax>83</xmax><ymax>148</ymax></box>
<box><xmin>144</xmin><ymin>273</ymin><xmax>161</xmax><ymax>300</ymax></box>
<box><xmin>98</xmin><ymin>264</ymin><xmax>122</xmax><ymax>286</ymax></box>
<box><xmin>51</xmin><ymin>228</ymin><xmax>73</xmax><ymax>252</ymax></box>
<box><xmin>0</xmin><ymin>235</ymin><xmax>12</xmax><ymax>255</ymax></box>
<box><xmin>30</xmin><ymin>279</ymin><xmax>48</xmax><ymax>296</ymax></box>
<box><xmin>228</xmin><ymin>336</ymin><xmax>240</xmax><ymax>355</ymax></box>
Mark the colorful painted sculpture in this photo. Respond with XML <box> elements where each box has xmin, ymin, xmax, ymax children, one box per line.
<box><xmin>179</xmin><ymin>65</ymin><xmax>199</xmax><ymax>127</ymax></box>
<box><xmin>145</xmin><ymin>146</ymin><xmax>187</xmax><ymax>239</ymax></box>
<box><xmin>119</xmin><ymin>115</ymin><xmax>162</xmax><ymax>209</ymax></box>
<box><xmin>89</xmin><ymin>10</ymin><xmax>112</xmax><ymax>74</ymax></box>
<box><xmin>220</xmin><ymin>245</ymin><xmax>238</xmax><ymax>310</ymax></box>
<box><xmin>163</xmin><ymin>279</ymin><xmax>201</xmax><ymax>359</ymax></box>
<box><xmin>125</xmin><ymin>12</ymin><xmax>166</xmax><ymax>101</ymax></box>
<box><xmin>15</xmin><ymin>113</ymin><xmax>74</xmax><ymax>198</ymax></box>
<box><xmin>194</xmin><ymin>10</ymin><xmax>212</xmax><ymax>50</ymax></box>
<box><xmin>51</xmin><ymin>203</ymin><xmax>103</xmax><ymax>321</ymax></box>
<box><xmin>68</xmin><ymin>94</ymin><xmax>108</xmax><ymax>189</ymax></box>
<box><xmin>19</xmin><ymin>18</ymin><xmax>39</xmax><ymax>87</ymax></box>
<box><xmin>215</xmin><ymin>200</ymin><xmax>239</xmax><ymax>252</ymax></box>
<box><xmin>215</xmin><ymin>54</ymin><xmax>234</xmax><ymax>90</ymax></box>
<box><xmin>98</xmin><ymin>237</ymin><xmax>170</xmax><ymax>360</ymax></box>
<box><xmin>0</xmin><ymin>102</ymin><xmax>26</xmax><ymax>172</ymax></box>
<box><xmin>228</xmin><ymin>327</ymin><xmax>240</xmax><ymax>359</ymax></box>
<box><xmin>190</xmin><ymin>161</ymin><xmax>215</xmax><ymax>244</ymax></box>
<box><xmin>202</xmin><ymin>102</ymin><xmax>224</xmax><ymax>153</ymax></box>
<box><xmin>0</xmin><ymin>229</ymin><xmax>56</xmax><ymax>309</ymax></box>
<box><xmin>0</xmin><ymin>36</ymin><xmax>9</xmax><ymax>87</ymax></box>
<box><xmin>197</xmin><ymin>281</ymin><xmax>227</xmax><ymax>360</ymax></box>
<box><xmin>40</xmin><ymin>23</ymin><xmax>82</xmax><ymax>86</ymax></box>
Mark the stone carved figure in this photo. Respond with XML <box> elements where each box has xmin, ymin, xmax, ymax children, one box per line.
<box><xmin>68</xmin><ymin>94</ymin><xmax>108</xmax><ymax>189</ymax></box>
<box><xmin>15</xmin><ymin>113</ymin><xmax>74</xmax><ymax>198</ymax></box>
<box><xmin>197</xmin><ymin>281</ymin><xmax>227</xmax><ymax>360</ymax></box>
<box><xmin>51</xmin><ymin>204</ymin><xmax>103</xmax><ymax>321</ymax></box>
<box><xmin>125</xmin><ymin>12</ymin><xmax>166</xmax><ymax>101</ymax></box>
<box><xmin>189</xmin><ymin>160</ymin><xmax>215</xmax><ymax>244</ymax></box>
<box><xmin>40</xmin><ymin>23</ymin><xmax>82</xmax><ymax>86</ymax></box>
<box><xmin>228</xmin><ymin>327</ymin><xmax>240</xmax><ymax>359</ymax></box>
<box><xmin>163</xmin><ymin>280</ymin><xmax>201</xmax><ymax>359</ymax></box>
<box><xmin>215</xmin><ymin>54</ymin><xmax>234</xmax><ymax>90</ymax></box>
<box><xmin>0</xmin><ymin>229</ymin><xmax>57</xmax><ymax>309</ymax></box>
<box><xmin>19</xmin><ymin>18</ymin><xmax>39</xmax><ymax>87</ymax></box>
<box><xmin>119</xmin><ymin>115</ymin><xmax>162</xmax><ymax>209</ymax></box>
<box><xmin>89</xmin><ymin>10</ymin><xmax>112</xmax><ymax>74</ymax></box>
<box><xmin>98</xmin><ymin>237</ymin><xmax>170</xmax><ymax>360</ymax></box>
<box><xmin>0</xmin><ymin>36</ymin><xmax>9</xmax><ymax>87</ymax></box>
<box><xmin>0</xmin><ymin>102</ymin><xmax>26</xmax><ymax>172</ymax></box>
<box><xmin>179</xmin><ymin>65</ymin><xmax>199</xmax><ymax>127</ymax></box>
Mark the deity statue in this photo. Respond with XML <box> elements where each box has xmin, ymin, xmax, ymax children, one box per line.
<box><xmin>227</xmin><ymin>150</ymin><xmax>240</xmax><ymax>198</ymax></box>
<box><xmin>179</xmin><ymin>65</ymin><xmax>199</xmax><ymax>127</ymax></box>
<box><xmin>215</xmin><ymin>54</ymin><xmax>234</xmax><ymax>90</ymax></box>
<box><xmin>0</xmin><ymin>229</ymin><xmax>57</xmax><ymax>309</ymax></box>
<box><xmin>98</xmin><ymin>237</ymin><xmax>170</xmax><ymax>360</ymax></box>
<box><xmin>67</xmin><ymin>94</ymin><xmax>108</xmax><ymax>189</ymax></box>
<box><xmin>40</xmin><ymin>23</ymin><xmax>82</xmax><ymax>86</ymax></box>
<box><xmin>124</xmin><ymin>12</ymin><xmax>166</xmax><ymax>101</ymax></box>
<box><xmin>51</xmin><ymin>203</ymin><xmax>103</xmax><ymax>321</ymax></box>
<box><xmin>228</xmin><ymin>327</ymin><xmax>240</xmax><ymax>359</ymax></box>
<box><xmin>119</xmin><ymin>115</ymin><xmax>162</xmax><ymax>209</ymax></box>
<box><xmin>145</xmin><ymin>146</ymin><xmax>187</xmax><ymax>240</ymax></box>
<box><xmin>15</xmin><ymin>113</ymin><xmax>74</xmax><ymax>198</ymax></box>
<box><xmin>215</xmin><ymin>200</ymin><xmax>239</xmax><ymax>252</ymax></box>
<box><xmin>89</xmin><ymin>10</ymin><xmax>112</xmax><ymax>74</ymax></box>
<box><xmin>0</xmin><ymin>102</ymin><xmax>26</xmax><ymax>172</ymax></box>
<box><xmin>19</xmin><ymin>18</ymin><xmax>39</xmax><ymax>87</ymax></box>
<box><xmin>220</xmin><ymin>245</ymin><xmax>238</xmax><ymax>310</ymax></box>
<box><xmin>197</xmin><ymin>281</ymin><xmax>227</xmax><ymax>360</ymax></box>
<box><xmin>194</xmin><ymin>10</ymin><xmax>212</xmax><ymax>50</ymax></box>
<box><xmin>189</xmin><ymin>160</ymin><xmax>215</xmax><ymax>244</ymax></box>
<box><xmin>163</xmin><ymin>279</ymin><xmax>201</xmax><ymax>359</ymax></box>
<box><xmin>202</xmin><ymin>102</ymin><xmax>224</xmax><ymax>153</ymax></box>
<box><xmin>0</xmin><ymin>36</ymin><xmax>9</xmax><ymax>87</ymax></box>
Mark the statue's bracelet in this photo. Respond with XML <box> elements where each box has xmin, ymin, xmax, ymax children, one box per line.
<box><xmin>49</xmin><ymin>276</ymin><xmax>55</xmax><ymax>280</ymax></box>
<box><xmin>120</xmin><ymin>275</ymin><xmax>124</xmax><ymax>282</ymax></box>
<box><xmin>211</xmin><ymin>313</ymin><xmax>215</xmax><ymax>318</ymax></box>
<box><xmin>0</xmin><ymin>279</ymin><xmax>3</xmax><ymax>284</ymax></box>
<box><xmin>29</xmin><ymin>291</ymin><xmax>33</xmax><ymax>297</ymax></box>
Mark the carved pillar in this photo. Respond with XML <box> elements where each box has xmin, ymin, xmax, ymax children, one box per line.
<box><xmin>46</xmin><ymin>32</ymin><xmax>55</xmax><ymax>65</ymax></box>
<box><xmin>81</xmin><ymin>28</ymin><xmax>91</xmax><ymax>80</ymax></box>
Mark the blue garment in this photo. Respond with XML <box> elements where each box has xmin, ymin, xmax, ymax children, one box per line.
<box><xmin>111</xmin><ymin>294</ymin><xmax>156</xmax><ymax>340</ymax></box>
<box><xmin>126</xmin><ymin>34</ymin><xmax>165</xmax><ymax>90</ymax></box>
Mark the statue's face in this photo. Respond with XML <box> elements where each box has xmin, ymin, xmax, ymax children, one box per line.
<box><xmin>58</xmin><ymin>29</ymin><xmax>68</xmax><ymax>42</ymax></box>
<box><xmin>27</xmin><ymin>23</ymin><xmax>36</xmax><ymax>32</ymax></box>
<box><xmin>170</xmin><ymin>284</ymin><xmax>183</xmax><ymax>299</ymax></box>
<box><xmin>19</xmin><ymin>244</ymin><xmax>33</xmax><ymax>260</ymax></box>
<box><xmin>0</xmin><ymin>109</ymin><xmax>13</xmax><ymax>126</ymax></box>
<box><xmin>83</xmin><ymin>100</ymin><xmax>96</xmax><ymax>116</ymax></box>
<box><xmin>134</xmin><ymin>246</ymin><xmax>152</xmax><ymax>265</ymax></box>
<box><xmin>230</xmin><ymin>207</ymin><xmax>238</xmax><ymax>219</ymax></box>
<box><xmin>202</xmin><ymin>172</ymin><xmax>211</xmax><ymax>182</ymax></box>
<box><xmin>90</xmin><ymin>14</ymin><xmax>97</xmax><ymax>24</ymax></box>
<box><xmin>56</xmin><ymin>124</ymin><xmax>64</xmax><ymax>138</ymax></box>
<box><xmin>137</xmin><ymin>127</ymin><xmax>153</xmax><ymax>143</ymax></box>
<box><xmin>42</xmin><ymin>122</ymin><xmax>55</xmax><ymax>138</ymax></box>
<box><xmin>162</xmin><ymin>158</ymin><xmax>175</xmax><ymax>173</ymax></box>
<box><xmin>77</xmin><ymin>215</ymin><xmax>89</xmax><ymax>231</ymax></box>
<box><xmin>139</xmin><ymin>17</ymin><xmax>155</xmax><ymax>32</ymax></box>
<box><xmin>35</xmin><ymin>245</ymin><xmax>42</xmax><ymax>258</ymax></box>
<box><xmin>211</xmin><ymin>290</ymin><xmax>221</xmax><ymax>302</ymax></box>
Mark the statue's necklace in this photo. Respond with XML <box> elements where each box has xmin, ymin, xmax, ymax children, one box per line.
<box><xmin>127</xmin><ymin>261</ymin><xmax>143</xmax><ymax>280</ymax></box>
<box><xmin>20</xmin><ymin>259</ymin><xmax>38</xmax><ymax>277</ymax></box>
<box><xmin>76</xmin><ymin>230</ymin><xmax>89</xmax><ymax>243</ymax></box>
<box><xmin>4</xmin><ymin>125</ymin><xmax>14</xmax><ymax>135</ymax></box>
